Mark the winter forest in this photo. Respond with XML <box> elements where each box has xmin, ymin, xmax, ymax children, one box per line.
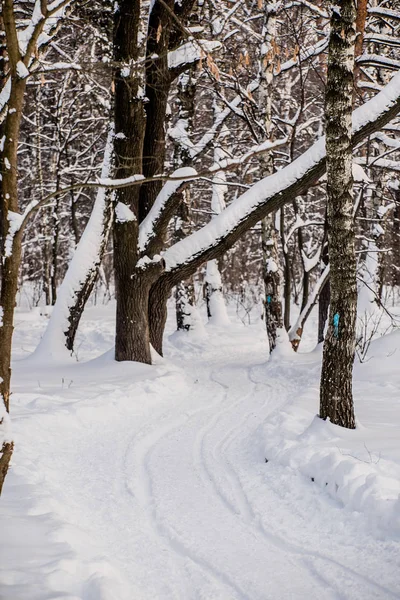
<box><xmin>1</xmin><ymin>0</ymin><xmax>400</xmax><ymax>597</ymax></box>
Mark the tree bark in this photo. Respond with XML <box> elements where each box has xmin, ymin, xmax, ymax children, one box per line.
<box><xmin>149</xmin><ymin>277</ymin><xmax>170</xmax><ymax>355</ymax></box>
<box><xmin>173</xmin><ymin>71</ymin><xmax>197</xmax><ymax>332</ymax></box>
<box><xmin>258</xmin><ymin>1</ymin><xmax>284</xmax><ymax>352</ymax></box>
<box><xmin>113</xmin><ymin>0</ymin><xmax>151</xmax><ymax>363</ymax></box>
<box><xmin>65</xmin><ymin>200</ymin><xmax>113</xmax><ymax>351</ymax></box>
<box><xmin>319</xmin><ymin>0</ymin><xmax>357</xmax><ymax>429</ymax></box>
<box><xmin>0</xmin><ymin>438</ymin><xmax>13</xmax><ymax>496</ymax></box>
<box><xmin>175</xmin><ymin>197</ymin><xmax>196</xmax><ymax>331</ymax></box>
<box><xmin>139</xmin><ymin>0</ymin><xmax>175</xmax><ymax>222</ymax></box>
<box><xmin>0</xmin><ymin>0</ymin><xmax>30</xmax><ymax>493</ymax></box>
<box><xmin>261</xmin><ymin>215</ymin><xmax>283</xmax><ymax>351</ymax></box>
<box><xmin>318</xmin><ymin>238</ymin><xmax>331</xmax><ymax>345</ymax></box>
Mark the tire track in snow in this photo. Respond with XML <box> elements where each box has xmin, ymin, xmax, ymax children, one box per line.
<box><xmin>128</xmin><ymin>366</ymin><xmax>338</xmax><ymax>600</ymax></box>
<box><xmin>121</xmin><ymin>356</ymin><xmax>399</xmax><ymax>599</ymax></box>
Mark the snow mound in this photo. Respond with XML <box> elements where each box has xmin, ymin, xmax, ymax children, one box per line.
<box><xmin>264</xmin><ymin>408</ymin><xmax>400</xmax><ymax>535</ymax></box>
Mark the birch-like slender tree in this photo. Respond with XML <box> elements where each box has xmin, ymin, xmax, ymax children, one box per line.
<box><xmin>319</xmin><ymin>0</ymin><xmax>357</xmax><ymax>429</ymax></box>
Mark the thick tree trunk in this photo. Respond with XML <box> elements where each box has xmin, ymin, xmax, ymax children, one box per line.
<box><xmin>320</xmin><ymin>0</ymin><xmax>357</xmax><ymax>429</ymax></box>
<box><xmin>115</xmin><ymin>269</ymin><xmax>155</xmax><ymax>363</ymax></box>
<box><xmin>113</xmin><ymin>0</ymin><xmax>150</xmax><ymax>363</ymax></box>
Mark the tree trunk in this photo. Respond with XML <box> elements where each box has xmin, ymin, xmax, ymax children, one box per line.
<box><xmin>281</xmin><ymin>207</ymin><xmax>292</xmax><ymax>332</ymax></box>
<box><xmin>0</xmin><ymin>0</ymin><xmax>30</xmax><ymax>491</ymax></box>
<box><xmin>318</xmin><ymin>276</ymin><xmax>330</xmax><ymax>344</ymax></box>
<box><xmin>258</xmin><ymin>2</ymin><xmax>284</xmax><ymax>352</ymax></box>
<box><xmin>0</xmin><ymin>438</ymin><xmax>13</xmax><ymax>496</ymax></box>
<box><xmin>0</xmin><ymin>0</ymin><xmax>61</xmax><ymax>492</ymax></box>
<box><xmin>139</xmin><ymin>0</ymin><xmax>175</xmax><ymax>222</ymax></box>
<box><xmin>149</xmin><ymin>277</ymin><xmax>170</xmax><ymax>356</ymax></box>
<box><xmin>173</xmin><ymin>71</ymin><xmax>198</xmax><ymax>332</ymax></box>
<box><xmin>320</xmin><ymin>0</ymin><xmax>357</xmax><ymax>429</ymax></box>
<box><xmin>261</xmin><ymin>215</ymin><xmax>283</xmax><ymax>351</ymax></box>
<box><xmin>175</xmin><ymin>197</ymin><xmax>197</xmax><ymax>331</ymax></box>
<box><xmin>113</xmin><ymin>0</ymin><xmax>150</xmax><ymax>363</ymax></box>
<box><xmin>205</xmin><ymin>118</ymin><xmax>229</xmax><ymax>326</ymax></box>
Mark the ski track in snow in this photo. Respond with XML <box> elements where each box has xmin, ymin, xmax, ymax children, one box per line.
<box><xmin>120</xmin><ymin>356</ymin><xmax>399</xmax><ymax>599</ymax></box>
<box><xmin>2</xmin><ymin>314</ymin><xmax>400</xmax><ymax>599</ymax></box>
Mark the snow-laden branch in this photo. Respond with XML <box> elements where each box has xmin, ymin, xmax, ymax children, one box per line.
<box><xmin>168</xmin><ymin>37</ymin><xmax>328</xmax><ymax>160</ymax></box>
<box><xmin>280</xmin><ymin>37</ymin><xmax>329</xmax><ymax>74</ymax></box>
<box><xmin>357</xmin><ymin>54</ymin><xmax>400</xmax><ymax>71</ymax></box>
<box><xmin>0</xmin><ymin>0</ymin><xmax>75</xmax><ymax>115</ymax></box>
<box><xmin>161</xmin><ymin>70</ymin><xmax>400</xmax><ymax>279</ymax></box>
<box><xmin>16</xmin><ymin>135</ymin><xmax>284</xmax><ymax>234</ymax></box>
<box><xmin>368</xmin><ymin>7</ymin><xmax>400</xmax><ymax>21</ymax></box>
<box><xmin>19</xmin><ymin>0</ymin><xmax>73</xmax><ymax>55</ymax></box>
<box><xmin>169</xmin><ymin>80</ymin><xmax>259</xmax><ymax>160</ymax></box>
<box><xmin>139</xmin><ymin>167</ymin><xmax>197</xmax><ymax>252</ymax></box>
<box><xmin>284</xmin><ymin>0</ymin><xmax>329</xmax><ymax>18</ymax></box>
<box><xmin>168</xmin><ymin>40</ymin><xmax>221</xmax><ymax>70</ymax></box>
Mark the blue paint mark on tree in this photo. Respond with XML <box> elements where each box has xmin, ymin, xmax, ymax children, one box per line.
<box><xmin>333</xmin><ymin>312</ymin><xmax>340</xmax><ymax>338</ymax></box>
<box><xmin>267</xmin><ymin>295</ymin><xmax>272</xmax><ymax>304</ymax></box>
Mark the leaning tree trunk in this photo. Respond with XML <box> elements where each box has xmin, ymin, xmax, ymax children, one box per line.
<box><xmin>32</xmin><ymin>128</ymin><xmax>114</xmax><ymax>359</ymax></box>
<box><xmin>318</xmin><ymin>274</ymin><xmax>331</xmax><ymax>344</ymax></box>
<box><xmin>320</xmin><ymin>0</ymin><xmax>357</xmax><ymax>429</ymax></box>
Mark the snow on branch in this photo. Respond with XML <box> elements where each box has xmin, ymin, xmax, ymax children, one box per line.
<box><xmin>168</xmin><ymin>38</ymin><xmax>328</xmax><ymax>161</ymax></box>
<box><xmin>139</xmin><ymin>167</ymin><xmax>197</xmax><ymax>252</ymax></box>
<box><xmin>0</xmin><ymin>0</ymin><xmax>75</xmax><ymax>116</ymax></box>
<box><xmin>162</xmin><ymin>70</ymin><xmax>400</xmax><ymax>278</ymax></box>
<box><xmin>168</xmin><ymin>40</ymin><xmax>221</xmax><ymax>70</ymax></box>
<box><xmin>18</xmin><ymin>0</ymin><xmax>73</xmax><ymax>56</ymax></box>
<box><xmin>368</xmin><ymin>7</ymin><xmax>400</xmax><ymax>21</ymax></box>
<box><xmin>17</xmin><ymin>135</ymin><xmax>284</xmax><ymax>233</ymax></box>
<box><xmin>357</xmin><ymin>54</ymin><xmax>400</xmax><ymax>71</ymax></box>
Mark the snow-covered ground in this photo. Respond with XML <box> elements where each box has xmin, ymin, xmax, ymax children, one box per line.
<box><xmin>1</xmin><ymin>300</ymin><xmax>400</xmax><ymax>599</ymax></box>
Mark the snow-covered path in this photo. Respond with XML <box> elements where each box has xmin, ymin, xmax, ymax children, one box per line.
<box><xmin>1</xmin><ymin>313</ymin><xmax>400</xmax><ymax>599</ymax></box>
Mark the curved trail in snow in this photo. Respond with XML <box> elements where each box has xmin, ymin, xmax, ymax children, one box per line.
<box><xmin>120</xmin><ymin>349</ymin><xmax>400</xmax><ymax>599</ymax></box>
<box><xmin>11</xmin><ymin>325</ymin><xmax>400</xmax><ymax>599</ymax></box>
